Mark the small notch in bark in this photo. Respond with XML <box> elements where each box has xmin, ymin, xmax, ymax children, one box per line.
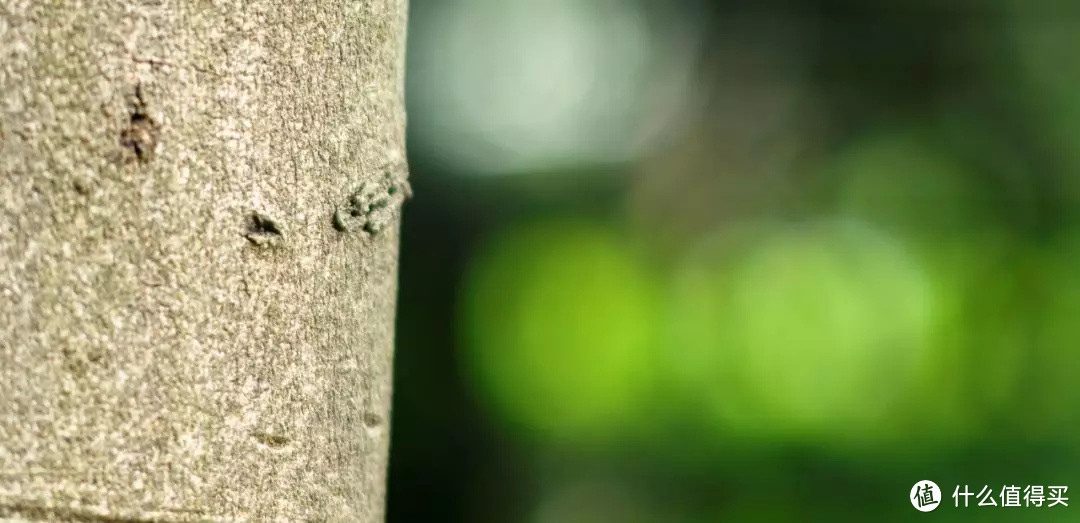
<box><xmin>244</xmin><ymin>212</ymin><xmax>284</xmax><ymax>247</ymax></box>
<box><xmin>119</xmin><ymin>83</ymin><xmax>160</xmax><ymax>164</ymax></box>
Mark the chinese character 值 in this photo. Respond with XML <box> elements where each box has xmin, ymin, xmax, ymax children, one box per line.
<box><xmin>914</xmin><ymin>483</ymin><xmax>937</xmax><ymax>508</ymax></box>
<box><xmin>1001</xmin><ymin>485</ymin><xmax>1021</xmax><ymax>507</ymax></box>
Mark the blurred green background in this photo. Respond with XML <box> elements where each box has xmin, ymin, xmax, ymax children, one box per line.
<box><xmin>387</xmin><ymin>0</ymin><xmax>1079</xmax><ymax>520</ymax></box>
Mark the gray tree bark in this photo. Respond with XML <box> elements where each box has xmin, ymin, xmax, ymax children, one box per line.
<box><xmin>0</xmin><ymin>1</ymin><xmax>408</xmax><ymax>520</ymax></box>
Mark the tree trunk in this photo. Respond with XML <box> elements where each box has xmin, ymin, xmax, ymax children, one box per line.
<box><xmin>0</xmin><ymin>1</ymin><xmax>408</xmax><ymax>520</ymax></box>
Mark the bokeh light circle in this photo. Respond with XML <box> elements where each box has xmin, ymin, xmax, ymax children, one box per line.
<box><xmin>408</xmin><ymin>0</ymin><xmax>702</xmax><ymax>174</ymax></box>
<box><xmin>460</xmin><ymin>220</ymin><xmax>660</xmax><ymax>442</ymax></box>
<box><xmin>669</xmin><ymin>221</ymin><xmax>943</xmax><ymax>443</ymax></box>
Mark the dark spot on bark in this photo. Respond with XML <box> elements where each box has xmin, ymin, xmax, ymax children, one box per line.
<box><xmin>119</xmin><ymin>83</ymin><xmax>159</xmax><ymax>164</ymax></box>
<box><xmin>72</xmin><ymin>178</ymin><xmax>92</xmax><ymax>195</ymax></box>
<box><xmin>62</xmin><ymin>348</ymin><xmax>88</xmax><ymax>377</ymax></box>
<box><xmin>61</xmin><ymin>347</ymin><xmax>104</xmax><ymax>376</ymax></box>
<box><xmin>250</xmin><ymin>212</ymin><xmax>282</xmax><ymax>235</ymax></box>
<box><xmin>244</xmin><ymin>212</ymin><xmax>284</xmax><ymax>246</ymax></box>
<box><xmin>252</xmin><ymin>431</ymin><xmax>291</xmax><ymax>448</ymax></box>
<box><xmin>363</xmin><ymin>412</ymin><xmax>383</xmax><ymax>428</ymax></box>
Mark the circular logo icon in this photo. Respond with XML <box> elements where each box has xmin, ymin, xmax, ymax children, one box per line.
<box><xmin>910</xmin><ymin>480</ymin><xmax>941</xmax><ymax>512</ymax></box>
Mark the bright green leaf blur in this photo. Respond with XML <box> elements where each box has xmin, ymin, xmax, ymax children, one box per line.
<box><xmin>669</xmin><ymin>221</ymin><xmax>943</xmax><ymax>443</ymax></box>
<box><xmin>460</xmin><ymin>220</ymin><xmax>660</xmax><ymax>442</ymax></box>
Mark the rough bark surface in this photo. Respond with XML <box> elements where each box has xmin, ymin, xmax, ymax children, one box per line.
<box><xmin>0</xmin><ymin>0</ymin><xmax>408</xmax><ymax>520</ymax></box>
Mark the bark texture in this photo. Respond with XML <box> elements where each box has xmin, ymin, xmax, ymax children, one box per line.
<box><xmin>0</xmin><ymin>1</ymin><xmax>408</xmax><ymax>520</ymax></box>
